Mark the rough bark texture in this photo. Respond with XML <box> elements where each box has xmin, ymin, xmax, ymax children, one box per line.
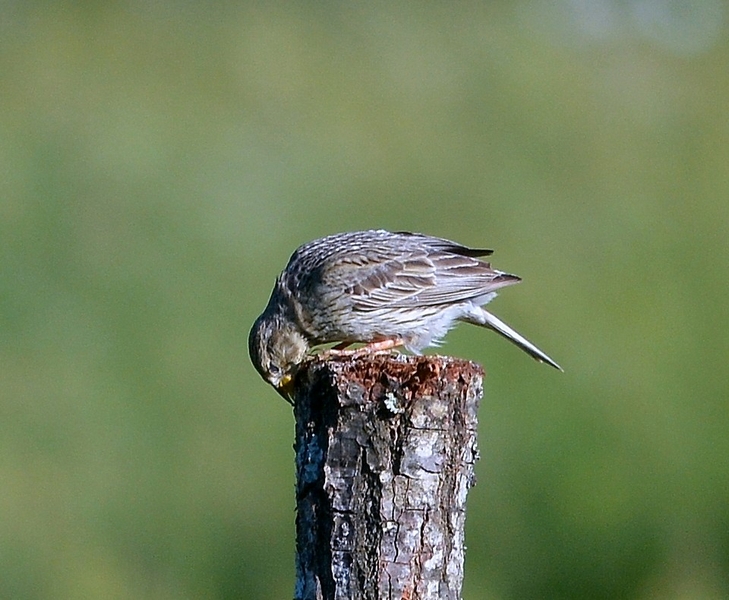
<box><xmin>293</xmin><ymin>353</ymin><xmax>483</xmax><ymax>600</ymax></box>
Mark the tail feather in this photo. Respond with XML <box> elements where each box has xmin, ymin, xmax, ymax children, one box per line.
<box><xmin>469</xmin><ymin>308</ymin><xmax>563</xmax><ymax>371</ymax></box>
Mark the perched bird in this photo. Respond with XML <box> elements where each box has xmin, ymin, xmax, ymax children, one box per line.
<box><xmin>249</xmin><ymin>230</ymin><xmax>561</xmax><ymax>399</ymax></box>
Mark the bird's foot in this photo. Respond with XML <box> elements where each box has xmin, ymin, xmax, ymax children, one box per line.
<box><xmin>321</xmin><ymin>339</ymin><xmax>403</xmax><ymax>359</ymax></box>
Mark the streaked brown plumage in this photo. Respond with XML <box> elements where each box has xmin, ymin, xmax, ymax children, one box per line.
<box><xmin>249</xmin><ymin>230</ymin><xmax>561</xmax><ymax>399</ymax></box>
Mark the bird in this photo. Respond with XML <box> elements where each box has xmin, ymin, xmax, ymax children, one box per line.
<box><xmin>249</xmin><ymin>230</ymin><xmax>561</xmax><ymax>400</ymax></box>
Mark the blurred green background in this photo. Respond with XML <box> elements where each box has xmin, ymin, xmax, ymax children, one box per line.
<box><xmin>2</xmin><ymin>2</ymin><xmax>729</xmax><ymax>598</ymax></box>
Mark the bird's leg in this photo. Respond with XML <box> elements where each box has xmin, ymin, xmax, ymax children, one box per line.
<box><xmin>343</xmin><ymin>338</ymin><xmax>403</xmax><ymax>357</ymax></box>
<box><xmin>318</xmin><ymin>342</ymin><xmax>353</xmax><ymax>359</ymax></box>
<box><xmin>322</xmin><ymin>338</ymin><xmax>403</xmax><ymax>359</ymax></box>
<box><xmin>353</xmin><ymin>339</ymin><xmax>403</xmax><ymax>354</ymax></box>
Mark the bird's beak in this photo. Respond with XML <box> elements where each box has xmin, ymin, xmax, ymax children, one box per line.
<box><xmin>277</xmin><ymin>374</ymin><xmax>295</xmax><ymax>405</ymax></box>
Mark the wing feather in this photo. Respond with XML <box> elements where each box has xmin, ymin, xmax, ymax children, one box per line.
<box><xmin>287</xmin><ymin>230</ymin><xmax>518</xmax><ymax>315</ymax></box>
<box><xmin>323</xmin><ymin>248</ymin><xmax>519</xmax><ymax>311</ymax></box>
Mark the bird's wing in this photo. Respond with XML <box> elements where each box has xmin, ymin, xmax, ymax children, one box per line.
<box><xmin>321</xmin><ymin>248</ymin><xmax>520</xmax><ymax>311</ymax></box>
<box><xmin>392</xmin><ymin>231</ymin><xmax>494</xmax><ymax>258</ymax></box>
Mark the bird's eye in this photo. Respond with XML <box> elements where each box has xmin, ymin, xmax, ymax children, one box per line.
<box><xmin>268</xmin><ymin>363</ymin><xmax>281</xmax><ymax>376</ymax></box>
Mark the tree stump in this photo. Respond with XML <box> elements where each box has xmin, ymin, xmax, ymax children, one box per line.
<box><xmin>293</xmin><ymin>353</ymin><xmax>483</xmax><ymax>600</ymax></box>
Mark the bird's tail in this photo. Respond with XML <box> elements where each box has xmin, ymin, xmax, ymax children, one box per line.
<box><xmin>467</xmin><ymin>307</ymin><xmax>563</xmax><ymax>371</ymax></box>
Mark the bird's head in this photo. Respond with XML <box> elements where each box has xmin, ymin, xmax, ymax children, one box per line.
<box><xmin>248</xmin><ymin>311</ymin><xmax>309</xmax><ymax>400</ymax></box>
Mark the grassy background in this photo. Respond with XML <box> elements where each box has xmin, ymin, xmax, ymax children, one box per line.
<box><xmin>2</xmin><ymin>2</ymin><xmax>729</xmax><ymax>598</ymax></box>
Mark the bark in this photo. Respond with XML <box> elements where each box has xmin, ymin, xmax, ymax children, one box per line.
<box><xmin>293</xmin><ymin>353</ymin><xmax>483</xmax><ymax>600</ymax></box>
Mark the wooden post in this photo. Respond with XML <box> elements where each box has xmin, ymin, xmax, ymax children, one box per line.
<box><xmin>293</xmin><ymin>353</ymin><xmax>483</xmax><ymax>600</ymax></box>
